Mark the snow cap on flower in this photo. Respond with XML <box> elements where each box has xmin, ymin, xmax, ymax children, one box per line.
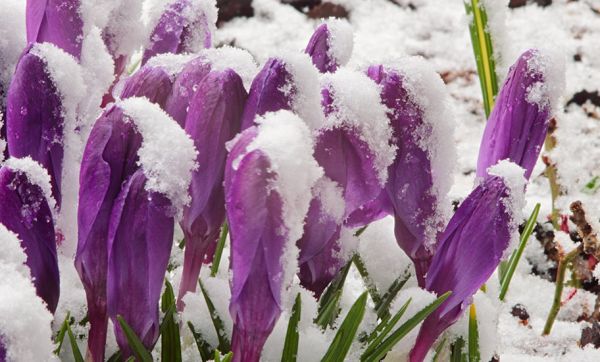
<box><xmin>241</xmin><ymin>52</ymin><xmax>323</xmax><ymax>130</ymax></box>
<box><xmin>305</xmin><ymin>19</ymin><xmax>353</xmax><ymax>73</ymax></box>
<box><xmin>410</xmin><ymin>160</ymin><xmax>526</xmax><ymax>361</ymax></box>
<box><xmin>0</xmin><ymin>224</ymin><xmax>56</xmax><ymax>362</ymax></box>
<box><xmin>26</xmin><ymin>0</ymin><xmax>84</xmax><ymax>59</ymax></box>
<box><xmin>178</xmin><ymin>68</ymin><xmax>247</xmax><ymax>307</ymax></box>
<box><xmin>0</xmin><ymin>158</ymin><xmax>59</xmax><ymax>314</ymax></box>
<box><xmin>361</xmin><ymin>59</ymin><xmax>455</xmax><ymax>285</ymax></box>
<box><xmin>142</xmin><ymin>0</ymin><xmax>218</xmax><ymax>65</ymax></box>
<box><xmin>477</xmin><ymin>48</ymin><xmax>565</xmax><ymax>180</ymax></box>
<box><xmin>225</xmin><ymin>110</ymin><xmax>322</xmax><ymax>362</ymax></box>
<box><xmin>316</xmin><ymin>68</ymin><xmax>396</xmax><ymax>219</ymax></box>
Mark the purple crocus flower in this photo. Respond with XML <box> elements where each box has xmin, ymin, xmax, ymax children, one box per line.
<box><xmin>0</xmin><ymin>157</ymin><xmax>59</xmax><ymax>314</ymax></box>
<box><xmin>177</xmin><ymin>69</ymin><xmax>247</xmax><ymax>308</ymax></box>
<box><xmin>477</xmin><ymin>49</ymin><xmax>564</xmax><ymax>180</ymax></box>
<box><xmin>26</xmin><ymin>0</ymin><xmax>84</xmax><ymax>59</ymax></box>
<box><xmin>107</xmin><ymin>169</ymin><xmax>175</xmax><ymax>355</ymax></box>
<box><xmin>226</xmin><ymin>111</ymin><xmax>322</xmax><ymax>362</ymax></box>
<box><xmin>120</xmin><ymin>65</ymin><xmax>174</xmax><ymax>108</ymax></box>
<box><xmin>142</xmin><ymin>0</ymin><xmax>217</xmax><ymax>65</ymax></box>
<box><xmin>75</xmin><ymin>105</ymin><xmax>141</xmax><ymax>362</ymax></box>
<box><xmin>305</xmin><ymin>19</ymin><xmax>353</xmax><ymax>73</ymax></box>
<box><xmin>410</xmin><ymin>161</ymin><xmax>526</xmax><ymax>362</ymax></box>
<box><xmin>6</xmin><ymin>45</ymin><xmax>65</xmax><ymax>205</ymax></box>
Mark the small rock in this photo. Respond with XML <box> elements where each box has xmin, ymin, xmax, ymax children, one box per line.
<box><xmin>511</xmin><ymin>304</ymin><xmax>530</xmax><ymax>322</ymax></box>
<box><xmin>581</xmin><ymin>322</ymin><xmax>600</xmax><ymax>348</ymax></box>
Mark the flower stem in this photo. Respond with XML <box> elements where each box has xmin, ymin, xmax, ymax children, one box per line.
<box><xmin>543</xmin><ymin>246</ymin><xmax>582</xmax><ymax>335</ymax></box>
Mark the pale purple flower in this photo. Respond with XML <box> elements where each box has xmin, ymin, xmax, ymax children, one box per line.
<box><xmin>304</xmin><ymin>20</ymin><xmax>353</xmax><ymax>73</ymax></box>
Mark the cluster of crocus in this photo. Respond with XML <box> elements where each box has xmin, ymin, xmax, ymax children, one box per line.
<box><xmin>0</xmin><ymin>0</ymin><xmax>566</xmax><ymax>361</ymax></box>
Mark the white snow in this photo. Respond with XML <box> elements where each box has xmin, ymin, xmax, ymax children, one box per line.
<box><xmin>322</xmin><ymin>19</ymin><xmax>354</xmax><ymax>68</ymax></box>
<box><xmin>312</xmin><ymin>176</ymin><xmax>345</xmax><ymax>224</ymax></box>
<box><xmin>118</xmin><ymin>97</ymin><xmax>198</xmax><ymax>216</ymax></box>
<box><xmin>201</xmin><ymin>46</ymin><xmax>259</xmax><ymax>89</ymax></box>
<box><xmin>144</xmin><ymin>53</ymin><xmax>196</xmax><ymax>79</ymax></box>
<box><xmin>0</xmin><ymin>1</ymin><xmax>25</xmax><ymax>94</ymax></box>
<box><xmin>525</xmin><ymin>48</ymin><xmax>566</xmax><ymax>115</ymax></box>
<box><xmin>4</xmin><ymin>157</ymin><xmax>57</xmax><ymax>213</ymax></box>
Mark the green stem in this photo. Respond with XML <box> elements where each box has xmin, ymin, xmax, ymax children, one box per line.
<box><xmin>544</xmin><ymin>132</ymin><xmax>561</xmax><ymax>230</ymax></box>
<box><xmin>543</xmin><ymin>246</ymin><xmax>582</xmax><ymax>335</ymax></box>
<box><xmin>210</xmin><ymin>222</ymin><xmax>229</xmax><ymax>277</ymax></box>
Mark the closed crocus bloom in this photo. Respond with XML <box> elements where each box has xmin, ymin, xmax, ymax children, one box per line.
<box><xmin>120</xmin><ymin>65</ymin><xmax>173</xmax><ymax>108</ymax></box>
<box><xmin>0</xmin><ymin>157</ymin><xmax>59</xmax><ymax>314</ymax></box>
<box><xmin>142</xmin><ymin>0</ymin><xmax>217</xmax><ymax>65</ymax></box>
<box><xmin>364</xmin><ymin>61</ymin><xmax>455</xmax><ymax>286</ymax></box>
<box><xmin>305</xmin><ymin>19</ymin><xmax>353</xmax><ymax>73</ymax></box>
<box><xmin>226</xmin><ymin>111</ymin><xmax>322</xmax><ymax>362</ymax></box>
<box><xmin>75</xmin><ymin>105</ymin><xmax>141</xmax><ymax>362</ymax></box>
<box><xmin>26</xmin><ymin>0</ymin><xmax>83</xmax><ymax>59</ymax></box>
<box><xmin>476</xmin><ymin>49</ymin><xmax>565</xmax><ymax>180</ymax></box>
<box><xmin>410</xmin><ymin>161</ymin><xmax>526</xmax><ymax>362</ymax></box>
<box><xmin>177</xmin><ymin>68</ymin><xmax>247</xmax><ymax>308</ymax></box>
<box><xmin>241</xmin><ymin>52</ymin><xmax>322</xmax><ymax>130</ymax></box>
<box><xmin>164</xmin><ymin>56</ymin><xmax>211</xmax><ymax>126</ymax></box>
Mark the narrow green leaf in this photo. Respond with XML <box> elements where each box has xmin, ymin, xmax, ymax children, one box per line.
<box><xmin>499</xmin><ymin>203</ymin><xmax>540</xmax><ymax>300</ymax></box>
<box><xmin>160</xmin><ymin>280</ymin><xmax>182</xmax><ymax>362</ymax></box>
<box><xmin>53</xmin><ymin>312</ymin><xmax>70</xmax><ymax>355</ymax></box>
<box><xmin>316</xmin><ymin>258</ymin><xmax>352</xmax><ymax>328</ymax></box>
<box><xmin>116</xmin><ymin>315</ymin><xmax>153</xmax><ymax>362</ymax></box>
<box><xmin>353</xmin><ymin>254</ymin><xmax>382</xmax><ymax>306</ymax></box>
<box><xmin>315</xmin><ymin>289</ymin><xmax>343</xmax><ymax>329</ymax></box>
<box><xmin>188</xmin><ymin>322</ymin><xmax>215</xmax><ymax>362</ymax></box>
<box><xmin>125</xmin><ymin>357</ymin><xmax>136</xmax><ymax>362</ymax></box>
<box><xmin>66</xmin><ymin>320</ymin><xmax>84</xmax><ymax>362</ymax></box>
<box><xmin>282</xmin><ymin>293</ymin><xmax>302</xmax><ymax>362</ymax></box>
<box><xmin>321</xmin><ymin>292</ymin><xmax>369</xmax><ymax>362</ymax></box>
<box><xmin>362</xmin><ymin>298</ymin><xmax>411</xmax><ymax>359</ymax></box>
<box><xmin>468</xmin><ymin>304</ymin><xmax>480</xmax><ymax>362</ymax></box>
<box><xmin>363</xmin><ymin>291</ymin><xmax>452</xmax><ymax>362</ymax></box>
<box><xmin>354</xmin><ymin>225</ymin><xmax>368</xmax><ymax>237</ymax></box>
<box><xmin>221</xmin><ymin>351</ymin><xmax>233</xmax><ymax>362</ymax></box>
<box><xmin>178</xmin><ymin>238</ymin><xmax>186</xmax><ymax>249</ymax></box>
<box><xmin>211</xmin><ymin>222</ymin><xmax>229</xmax><ymax>277</ymax></box>
<box><xmin>199</xmin><ymin>280</ymin><xmax>231</xmax><ymax>352</ymax></box>
<box><xmin>583</xmin><ymin>176</ymin><xmax>600</xmax><ymax>194</ymax></box>
<box><xmin>106</xmin><ymin>351</ymin><xmax>122</xmax><ymax>362</ymax></box>
<box><xmin>374</xmin><ymin>270</ymin><xmax>411</xmax><ymax>320</ymax></box>
<box><xmin>432</xmin><ymin>338</ymin><xmax>447</xmax><ymax>362</ymax></box>
<box><xmin>451</xmin><ymin>337</ymin><xmax>467</xmax><ymax>362</ymax></box>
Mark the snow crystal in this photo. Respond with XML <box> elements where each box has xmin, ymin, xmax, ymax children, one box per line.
<box><xmin>554</xmin><ymin>230</ymin><xmax>578</xmax><ymax>254</ymax></box>
<box><xmin>320</xmin><ymin>68</ymin><xmax>396</xmax><ymax>184</ymax></box>
<box><xmin>249</xmin><ymin>110</ymin><xmax>324</xmax><ymax>303</ymax></box>
<box><xmin>0</xmin><ymin>1</ymin><xmax>25</xmax><ymax>94</ymax></box>
<box><xmin>201</xmin><ymin>46</ymin><xmax>259</xmax><ymax>89</ymax></box>
<box><xmin>145</xmin><ymin>53</ymin><xmax>196</xmax><ymax>79</ymax></box>
<box><xmin>525</xmin><ymin>48</ymin><xmax>566</xmax><ymax>115</ymax></box>
<box><xmin>102</xmin><ymin>0</ymin><xmax>146</xmax><ymax>58</ymax></box>
<box><xmin>118</xmin><ymin>97</ymin><xmax>197</xmax><ymax>216</ymax></box>
<box><xmin>313</xmin><ymin>176</ymin><xmax>344</xmax><ymax>224</ymax></box>
<box><xmin>323</xmin><ymin>18</ymin><xmax>354</xmax><ymax>68</ymax></box>
<box><xmin>0</xmin><ymin>224</ymin><xmax>56</xmax><ymax>362</ymax></box>
<box><xmin>4</xmin><ymin>157</ymin><xmax>57</xmax><ymax>213</ymax></box>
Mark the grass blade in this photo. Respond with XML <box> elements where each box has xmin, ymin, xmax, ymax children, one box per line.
<box><xmin>363</xmin><ymin>291</ymin><xmax>452</xmax><ymax>362</ymax></box>
<box><xmin>316</xmin><ymin>258</ymin><xmax>352</xmax><ymax>328</ymax></box>
<box><xmin>211</xmin><ymin>222</ymin><xmax>229</xmax><ymax>277</ymax></box>
<box><xmin>374</xmin><ymin>270</ymin><xmax>411</xmax><ymax>320</ymax></box>
<box><xmin>464</xmin><ymin>0</ymin><xmax>499</xmax><ymax>118</ymax></box>
<box><xmin>116</xmin><ymin>315</ymin><xmax>153</xmax><ymax>362</ymax></box>
<box><xmin>451</xmin><ymin>337</ymin><xmax>467</xmax><ymax>362</ymax></box>
<box><xmin>499</xmin><ymin>203</ymin><xmax>540</xmax><ymax>300</ymax></box>
<box><xmin>321</xmin><ymin>292</ymin><xmax>369</xmax><ymax>362</ymax></box>
<box><xmin>160</xmin><ymin>280</ymin><xmax>182</xmax><ymax>362</ymax></box>
<box><xmin>53</xmin><ymin>312</ymin><xmax>71</xmax><ymax>355</ymax></box>
<box><xmin>188</xmin><ymin>322</ymin><xmax>215</xmax><ymax>361</ymax></box>
<box><xmin>282</xmin><ymin>293</ymin><xmax>302</xmax><ymax>362</ymax></box>
<box><xmin>66</xmin><ymin>320</ymin><xmax>84</xmax><ymax>362</ymax></box>
<box><xmin>432</xmin><ymin>338</ymin><xmax>447</xmax><ymax>362</ymax></box>
<box><xmin>362</xmin><ymin>298</ymin><xmax>411</xmax><ymax>359</ymax></box>
<box><xmin>353</xmin><ymin>254</ymin><xmax>382</xmax><ymax>306</ymax></box>
<box><xmin>199</xmin><ymin>280</ymin><xmax>231</xmax><ymax>352</ymax></box>
<box><xmin>468</xmin><ymin>304</ymin><xmax>480</xmax><ymax>362</ymax></box>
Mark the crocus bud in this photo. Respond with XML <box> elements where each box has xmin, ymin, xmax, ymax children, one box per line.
<box><xmin>75</xmin><ymin>105</ymin><xmax>141</xmax><ymax>362</ymax></box>
<box><xmin>142</xmin><ymin>0</ymin><xmax>217</xmax><ymax>65</ymax></box>
<box><xmin>305</xmin><ymin>19</ymin><xmax>353</xmax><ymax>73</ymax></box>
<box><xmin>0</xmin><ymin>157</ymin><xmax>59</xmax><ymax>314</ymax></box>
<box><xmin>26</xmin><ymin>0</ymin><xmax>84</xmax><ymax>59</ymax></box>
<box><xmin>364</xmin><ymin>61</ymin><xmax>455</xmax><ymax>286</ymax></box>
<box><xmin>241</xmin><ymin>53</ymin><xmax>322</xmax><ymax>130</ymax></box>
<box><xmin>0</xmin><ymin>224</ymin><xmax>55</xmax><ymax>361</ymax></box>
<box><xmin>477</xmin><ymin>49</ymin><xmax>565</xmax><ymax>180</ymax></box>
<box><xmin>226</xmin><ymin>111</ymin><xmax>322</xmax><ymax>362</ymax></box>
<box><xmin>177</xmin><ymin>68</ymin><xmax>247</xmax><ymax>308</ymax></box>
<box><xmin>410</xmin><ymin>161</ymin><xmax>526</xmax><ymax>362</ymax></box>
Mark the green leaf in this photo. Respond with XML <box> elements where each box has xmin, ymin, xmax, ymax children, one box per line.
<box><xmin>451</xmin><ymin>337</ymin><xmax>467</xmax><ymax>362</ymax></box>
<box><xmin>464</xmin><ymin>0</ymin><xmax>499</xmax><ymax>118</ymax></box>
<box><xmin>499</xmin><ymin>203</ymin><xmax>540</xmax><ymax>300</ymax></box>
<box><xmin>178</xmin><ymin>238</ymin><xmax>186</xmax><ymax>249</ymax></box>
<box><xmin>583</xmin><ymin>176</ymin><xmax>600</xmax><ymax>195</ymax></box>
<box><xmin>211</xmin><ymin>222</ymin><xmax>229</xmax><ymax>277</ymax></box>
<box><xmin>374</xmin><ymin>270</ymin><xmax>411</xmax><ymax>320</ymax></box>
<box><xmin>362</xmin><ymin>298</ymin><xmax>411</xmax><ymax>359</ymax></box>
<box><xmin>432</xmin><ymin>338</ymin><xmax>447</xmax><ymax>362</ymax></box>
<box><xmin>282</xmin><ymin>293</ymin><xmax>302</xmax><ymax>362</ymax></box>
<box><xmin>353</xmin><ymin>254</ymin><xmax>382</xmax><ymax>307</ymax></box>
<box><xmin>354</xmin><ymin>225</ymin><xmax>368</xmax><ymax>237</ymax></box>
<box><xmin>321</xmin><ymin>292</ymin><xmax>368</xmax><ymax>362</ymax></box>
<box><xmin>221</xmin><ymin>351</ymin><xmax>233</xmax><ymax>362</ymax></box>
<box><xmin>315</xmin><ymin>258</ymin><xmax>352</xmax><ymax>329</ymax></box>
<box><xmin>116</xmin><ymin>315</ymin><xmax>153</xmax><ymax>362</ymax></box>
<box><xmin>160</xmin><ymin>280</ymin><xmax>182</xmax><ymax>362</ymax></box>
<box><xmin>199</xmin><ymin>280</ymin><xmax>231</xmax><ymax>352</ymax></box>
<box><xmin>106</xmin><ymin>351</ymin><xmax>122</xmax><ymax>362</ymax></box>
<box><xmin>362</xmin><ymin>291</ymin><xmax>452</xmax><ymax>362</ymax></box>
<box><xmin>66</xmin><ymin>319</ymin><xmax>84</xmax><ymax>362</ymax></box>
<box><xmin>188</xmin><ymin>322</ymin><xmax>215</xmax><ymax>362</ymax></box>
<box><xmin>468</xmin><ymin>304</ymin><xmax>480</xmax><ymax>362</ymax></box>
<box><xmin>53</xmin><ymin>312</ymin><xmax>71</xmax><ymax>355</ymax></box>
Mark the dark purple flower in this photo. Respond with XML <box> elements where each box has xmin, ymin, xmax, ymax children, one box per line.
<box><xmin>410</xmin><ymin>161</ymin><xmax>525</xmax><ymax>362</ymax></box>
<box><xmin>75</xmin><ymin>105</ymin><xmax>141</xmax><ymax>362</ymax></box>
<box><xmin>142</xmin><ymin>0</ymin><xmax>216</xmax><ymax>65</ymax></box>
<box><xmin>0</xmin><ymin>158</ymin><xmax>59</xmax><ymax>314</ymax></box>
<box><xmin>107</xmin><ymin>169</ymin><xmax>175</xmax><ymax>355</ymax></box>
<box><xmin>26</xmin><ymin>0</ymin><xmax>83</xmax><ymax>59</ymax></box>
<box><xmin>305</xmin><ymin>20</ymin><xmax>353</xmax><ymax>73</ymax></box>
<box><xmin>477</xmin><ymin>49</ymin><xmax>562</xmax><ymax>180</ymax></box>
<box><xmin>177</xmin><ymin>69</ymin><xmax>247</xmax><ymax>308</ymax></box>
<box><xmin>119</xmin><ymin>65</ymin><xmax>174</xmax><ymax>109</ymax></box>
<box><xmin>6</xmin><ymin>45</ymin><xmax>65</xmax><ymax>205</ymax></box>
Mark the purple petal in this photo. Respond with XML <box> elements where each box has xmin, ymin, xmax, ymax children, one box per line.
<box><xmin>6</xmin><ymin>47</ymin><xmax>64</xmax><ymax>205</ymax></box>
<box><xmin>120</xmin><ymin>65</ymin><xmax>174</xmax><ymax>109</ymax></box>
<box><xmin>178</xmin><ymin>69</ymin><xmax>247</xmax><ymax>307</ymax></box>
<box><xmin>0</xmin><ymin>163</ymin><xmax>59</xmax><ymax>313</ymax></box>
<box><xmin>107</xmin><ymin>169</ymin><xmax>175</xmax><ymax>355</ymax></box>
<box><xmin>26</xmin><ymin>0</ymin><xmax>83</xmax><ymax>59</ymax></box>
<box><xmin>345</xmin><ymin>190</ymin><xmax>393</xmax><ymax>228</ymax></box>
<box><xmin>305</xmin><ymin>20</ymin><xmax>352</xmax><ymax>73</ymax></box>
